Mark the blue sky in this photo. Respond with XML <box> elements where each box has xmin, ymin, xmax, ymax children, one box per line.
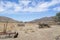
<box><xmin>0</xmin><ymin>0</ymin><xmax>60</xmax><ymax>22</ymax></box>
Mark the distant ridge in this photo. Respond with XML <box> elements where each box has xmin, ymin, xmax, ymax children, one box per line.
<box><xmin>0</xmin><ymin>16</ymin><xmax>22</xmax><ymax>23</ymax></box>
<box><xmin>29</xmin><ymin>17</ymin><xmax>56</xmax><ymax>24</ymax></box>
<box><xmin>0</xmin><ymin>16</ymin><xmax>57</xmax><ymax>24</ymax></box>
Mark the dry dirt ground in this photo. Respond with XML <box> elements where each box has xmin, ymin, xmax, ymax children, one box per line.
<box><xmin>0</xmin><ymin>25</ymin><xmax>60</xmax><ymax>40</ymax></box>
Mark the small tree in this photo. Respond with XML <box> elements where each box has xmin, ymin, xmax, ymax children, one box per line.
<box><xmin>56</xmin><ymin>12</ymin><xmax>60</xmax><ymax>22</ymax></box>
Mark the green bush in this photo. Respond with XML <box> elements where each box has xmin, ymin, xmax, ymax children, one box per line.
<box><xmin>56</xmin><ymin>12</ymin><xmax>60</xmax><ymax>22</ymax></box>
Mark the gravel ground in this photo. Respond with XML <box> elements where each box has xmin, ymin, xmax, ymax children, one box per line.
<box><xmin>0</xmin><ymin>25</ymin><xmax>60</xmax><ymax>40</ymax></box>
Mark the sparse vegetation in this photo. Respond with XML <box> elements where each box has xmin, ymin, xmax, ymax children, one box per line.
<box><xmin>17</xmin><ymin>24</ymin><xmax>25</xmax><ymax>27</ymax></box>
<box><xmin>38</xmin><ymin>23</ymin><xmax>50</xmax><ymax>28</ymax></box>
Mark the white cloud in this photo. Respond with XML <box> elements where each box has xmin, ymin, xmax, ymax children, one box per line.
<box><xmin>53</xmin><ymin>7</ymin><xmax>60</xmax><ymax>11</ymax></box>
<box><xmin>0</xmin><ymin>2</ymin><xmax>5</xmax><ymax>12</ymax></box>
<box><xmin>19</xmin><ymin>0</ymin><xmax>31</xmax><ymax>6</ymax></box>
<box><xmin>0</xmin><ymin>7</ymin><xmax>5</xmax><ymax>12</ymax></box>
<box><xmin>0</xmin><ymin>0</ymin><xmax>60</xmax><ymax>13</ymax></box>
<box><xmin>20</xmin><ymin>0</ymin><xmax>60</xmax><ymax>12</ymax></box>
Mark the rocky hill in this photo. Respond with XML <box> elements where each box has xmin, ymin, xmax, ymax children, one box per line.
<box><xmin>0</xmin><ymin>16</ymin><xmax>58</xmax><ymax>24</ymax></box>
<box><xmin>29</xmin><ymin>17</ymin><xmax>57</xmax><ymax>25</ymax></box>
<box><xmin>0</xmin><ymin>16</ymin><xmax>22</xmax><ymax>23</ymax></box>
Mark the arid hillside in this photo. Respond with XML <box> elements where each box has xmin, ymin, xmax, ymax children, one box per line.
<box><xmin>0</xmin><ymin>16</ymin><xmax>22</xmax><ymax>23</ymax></box>
<box><xmin>29</xmin><ymin>17</ymin><xmax>57</xmax><ymax>25</ymax></box>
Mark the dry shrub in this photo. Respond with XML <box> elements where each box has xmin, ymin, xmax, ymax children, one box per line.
<box><xmin>38</xmin><ymin>23</ymin><xmax>50</xmax><ymax>29</ymax></box>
